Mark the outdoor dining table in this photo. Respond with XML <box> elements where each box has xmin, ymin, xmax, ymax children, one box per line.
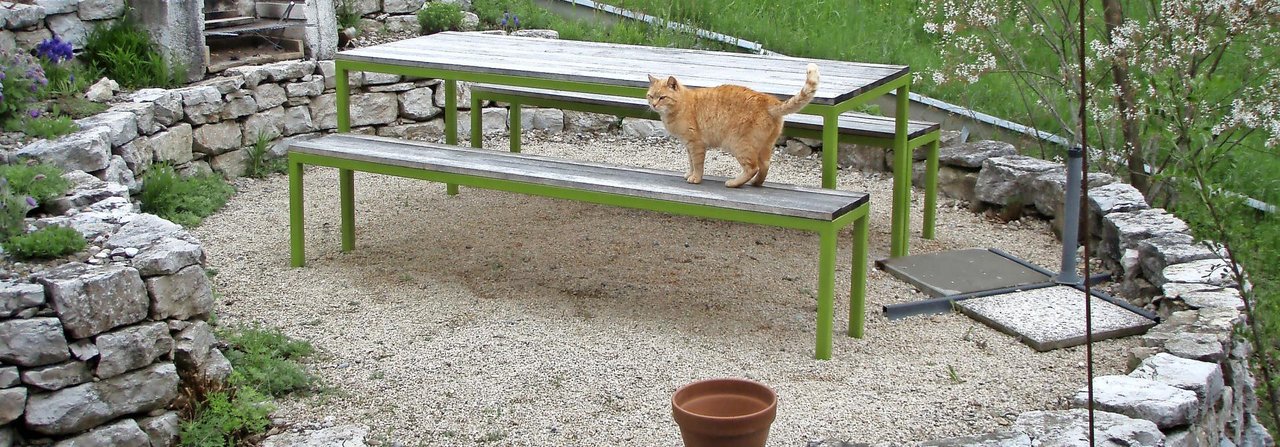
<box><xmin>333</xmin><ymin>31</ymin><xmax>917</xmax><ymax>257</ymax></box>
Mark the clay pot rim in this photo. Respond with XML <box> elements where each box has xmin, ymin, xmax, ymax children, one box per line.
<box><xmin>671</xmin><ymin>377</ymin><xmax>778</xmax><ymax>421</ymax></box>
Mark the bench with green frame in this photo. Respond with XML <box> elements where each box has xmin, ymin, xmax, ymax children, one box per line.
<box><xmin>287</xmin><ymin>133</ymin><xmax>872</xmax><ymax>360</ymax></box>
<box><xmin>468</xmin><ymin>84</ymin><xmax>943</xmax><ymax>242</ymax></box>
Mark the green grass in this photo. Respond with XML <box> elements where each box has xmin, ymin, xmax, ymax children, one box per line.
<box><xmin>81</xmin><ymin>14</ymin><xmax>185</xmax><ymax>89</ymax></box>
<box><xmin>472</xmin><ymin>0</ymin><xmax>736</xmax><ymax>50</ymax></box>
<box><xmin>0</xmin><ymin>162</ymin><xmax>71</xmax><ymax>205</ymax></box>
<box><xmin>243</xmin><ymin>135</ymin><xmax>286</xmax><ymax>179</ymax></box>
<box><xmin>220</xmin><ymin>325</ymin><xmax>316</xmax><ymax>397</ymax></box>
<box><xmin>139</xmin><ymin>164</ymin><xmax>236</xmax><ymax>228</ymax></box>
<box><xmin>5</xmin><ymin>115</ymin><xmax>79</xmax><ymax>140</ymax></box>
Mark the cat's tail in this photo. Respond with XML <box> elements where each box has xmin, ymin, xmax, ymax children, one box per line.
<box><xmin>770</xmin><ymin>63</ymin><xmax>820</xmax><ymax>117</ymax></box>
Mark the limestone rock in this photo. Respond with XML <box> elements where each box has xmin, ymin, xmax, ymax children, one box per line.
<box><xmin>150</xmin><ymin>123</ymin><xmax>195</xmax><ymax>164</ymax></box>
<box><xmin>52</xmin><ymin>417</ymin><xmax>150</xmax><ymax>447</ymax></box>
<box><xmin>46</xmin><ymin>170</ymin><xmax>129</xmax><ymax>216</ymax></box>
<box><xmin>76</xmin><ymin>112</ymin><xmax>137</xmax><ymax>148</ymax></box>
<box><xmin>563</xmin><ymin>110</ymin><xmax>616</xmax><ymax>133</ymax></box>
<box><xmin>400</xmin><ymin>87</ymin><xmax>442</xmax><ymax>120</ymax></box>
<box><xmin>36</xmin><ymin>0</ymin><xmax>77</xmax><ymax>15</ymax></box>
<box><xmin>193</xmin><ymin>121</ymin><xmax>245</xmax><ymax>156</ymax></box>
<box><xmin>309</xmin><ymin>93</ymin><xmax>338</xmax><ymax>130</ymax></box>
<box><xmin>68</xmin><ymin>339</ymin><xmax>99</xmax><ymax>362</ymax></box>
<box><xmin>348</xmin><ymin>92</ymin><xmax>399</xmax><ymax>127</ymax></box>
<box><xmin>383</xmin><ymin>0</ymin><xmax>425</xmax><ymax>12</ymax></box>
<box><xmin>144</xmin><ymin>264</ymin><xmax>214</xmax><ymax>320</ymax></box>
<box><xmin>196</xmin><ymin>76</ymin><xmax>244</xmax><ymax>96</ymax></box>
<box><xmin>177</xmin><ymin>86</ymin><xmax>223</xmax><ymax>125</ymax></box>
<box><xmin>24</xmin><ymin>362</ymin><xmax>178</xmax><ymax>435</ymax></box>
<box><xmin>252</xmin><ymin>83</ymin><xmax>289</xmax><ymax>111</ymax></box>
<box><xmin>1072</xmin><ymin>375</ymin><xmax>1198</xmax><ymax>428</ymax></box>
<box><xmin>920</xmin><ymin>431</ymin><xmax>1031</xmax><ymax>447</ymax></box>
<box><xmin>21</xmin><ymin>361</ymin><xmax>93</xmax><ymax>391</ymax></box>
<box><xmin>103</xmin><ymin>156</ymin><xmax>138</xmax><ymax>193</ymax></box>
<box><xmin>106</xmin><ymin>213</ymin><xmax>191</xmax><ymax>249</ymax></box>
<box><xmin>1138</xmin><ymin>234</ymin><xmax>1220</xmax><ymax>283</ymax></box>
<box><xmin>1088</xmin><ymin>182</ymin><xmax>1149</xmax><ymax>224</ymax></box>
<box><xmin>432</xmin><ymin>81</ymin><xmax>475</xmax><ymax>109</ymax></box>
<box><xmin>1101</xmin><ymin>208</ymin><xmax>1190</xmax><ymax>261</ymax></box>
<box><xmin>938</xmin><ymin>140</ymin><xmax>1017</xmax><ymax>168</ymax></box>
<box><xmin>2</xmin><ymin>3</ymin><xmax>46</xmax><ymax>28</ymax></box>
<box><xmin>1129</xmin><ymin>353</ymin><xmax>1224</xmax><ymax>406</ymax></box>
<box><xmin>1140</xmin><ymin>309</ymin><xmax>1237</xmax><ymax>362</ymax></box>
<box><xmin>458</xmin><ymin>108</ymin><xmax>508</xmax><ymax>138</ymax></box>
<box><xmin>1025</xmin><ymin>169</ymin><xmax>1118</xmax><ymax>217</ymax></box>
<box><xmin>131</xmin><ymin>89</ymin><xmax>183</xmax><ymax>126</ymax></box>
<box><xmin>137</xmin><ymin>412</ymin><xmax>180</xmax><ymax>447</ymax></box>
<box><xmin>262</xmin><ymin>60</ymin><xmax>317</xmax><ymax>83</ymax></box>
<box><xmin>384</xmin><ymin>15</ymin><xmax>418</xmax><ymax>33</ymax></box>
<box><xmin>77</xmin><ymin>0</ymin><xmax>125</xmax><ymax>20</ymax></box>
<box><xmin>0</xmin><ymin>387</ymin><xmax>25</xmax><ymax>425</ymax></box>
<box><xmin>173</xmin><ymin>321</ymin><xmax>214</xmax><ymax>372</ymax></box>
<box><xmin>621</xmin><ymin>117</ymin><xmax>666</xmax><ymax>139</ymax></box>
<box><xmin>199</xmin><ymin>348</ymin><xmax>232</xmax><ymax>383</ymax></box>
<box><xmin>37</xmin><ymin>263</ymin><xmax>149</xmax><ymax>339</ymax></box>
<box><xmin>47</xmin><ymin>12</ymin><xmax>88</xmax><ymax>47</ymax></box>
<box><xmin>109</xmin><ymin>102</ymin><xmax>160</xmax><ymax>136</ymax></box>
<box><xmin>0</xmin><ymin>366</ymin><xmax>18</xmax><ymax>388</ymax></box>
<box><xmin>1159</xmin><ymin>259</ymin><xmax>1237</xmax><ymax>289</ymax></box>
<box><xmin>512</xmin><ymin>29</ymin><xmax>558</xmax><ymax>39</ymax></box>
<box><xmin>975</xmin><ymin>156</ymin><xmax>1060</xmax><ymax>206</ymax></box>
<box><xmin>260</xmin><ymin>425</ymin><xmax>369</xmax><ymax>447</ymax></box>
<box><xmin>376</xmin><ymin>121</ymin><xmax>445</xmax><ymax>141</ymax></box>
<box><xmin>1014</xmin><ymin>409</ymin><xmax>1163</xmax><ymax>447</ymax></box>
<box><xmin>286</xmin><ymin>77</ymin><xmax>325</xmax><ymax>98</ymax></box>
<box><xmin>225</xmin><ymin>65</ymin><xmax>269</xmax><ymax>88</ymax></box>
<box><xmin>0</xmin><ymin>280</ymin><xmax>44</xmax><ymax>318</ymax></box>
<box><xmin>0</xmin><ymin>317</ymin><xmax>70</xmax><ymax>367</ymax></box>
<box><xmin>115</xmin><ymin>135</ymin><xmax>154</xmax><ymax>175</ymax></box>
<box><xmin>283</xmin><ymin>106</ymin><xmax>316</xmax><ymax>136</ymax></box>
<box><xmin>94</xmin><ymin>322</ymin><xmax>173</xmax><ymax>379</ymax></box>
<box><xmin>221</xmin><ymin>95</ymin><xmax>258</xmax><ymax>120</ymax></box>
<box><xmin>521</xmin><ymin>108</ymin><xmax>565</xmax><ymax>133</ymax></box>
<box><xmin>837</xmin><ymin>143</ymin><xmax>886</xmax><ymax>171</ymax></box>
<box><xmin>83</xmin><ymin>78</ymin><xmax>120</xmax><ymax>103</ymax></box>
<box><xmin>16</xmin><ymin>126</ymin><xmax>112</xmax><ymax>173</ymax></box>
<box><xmin>1161</xmin><ymin>283</ymin><xmax>1245</xmax><ymax>311</ymax></box>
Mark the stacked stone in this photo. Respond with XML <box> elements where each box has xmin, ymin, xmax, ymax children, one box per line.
<box><xmin>0</xmin><ymin>174</ymin><xmax>225</xmax><ymax>446</ymax></box>
<box><xmin>0</xmin><ymin>0</ymin><xmax>125</xmax><ymax>54</ymax></box>
<box><xmin>346</xmin><ymin>0</ymin><xmax>481</xmax><ymax>37</ymax></box>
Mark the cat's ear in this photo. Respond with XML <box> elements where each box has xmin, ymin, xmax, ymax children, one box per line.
<box><xmin>647</xmin><ymin>74</ymin><xmax>659</xmax><ymax>83</ymax></box>
<box><xmin>666</xmin><ymin>76</ymin><xmax>679</xmax><ymax>89</ymax></box>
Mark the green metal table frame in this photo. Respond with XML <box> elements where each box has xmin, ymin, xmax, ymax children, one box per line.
<box><xmin>334</xmin><ymin>58</ymin><xmax>919</xmax><ymax>257</ymax></box>
<box><xmin>470</xmin><ymin>89</ymin><xmax>942</xmax><ymax>241</ymax></box>
<box><xmin>287</xmin><ymin>150</ymin><xmax>871</xmax><ymax>360</ymax></box>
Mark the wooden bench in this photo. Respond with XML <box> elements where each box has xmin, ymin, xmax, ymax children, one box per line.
<box><xmin>288</xmin><ymin>134</ymin><xmax>871</xmax><ymax>360</ymax></box>
<box><xmin>469</xmin><ymin>84</ymin><xmax>943</xmax><ymax>241</ymax></box>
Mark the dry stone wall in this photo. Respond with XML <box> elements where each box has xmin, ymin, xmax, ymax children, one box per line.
<box><xmin>0</xmin><ymin>0</ymin><xmax>125</xmax><ymax>54</ymax></box>
<box><xmin>0</xmin><ymin>178</ymin><xmax>226</xmax><ymax>446</ymax></box>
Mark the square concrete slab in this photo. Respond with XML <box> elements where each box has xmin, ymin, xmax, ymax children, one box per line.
<box><xmin>877</xmin><ymin>248</ymin><xmax>1051</xmax><ymax>297</ymax></box>
<box><xmin>956</xmin><ymin>286</ymin><xmax>1157</xmax><ymax>351</ymax></box>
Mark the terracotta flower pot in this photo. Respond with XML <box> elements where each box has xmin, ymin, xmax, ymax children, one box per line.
<box><xmin>671</xmin><ymin>378</ymin><xmax>778</xmax><ymax>447</ymax></box>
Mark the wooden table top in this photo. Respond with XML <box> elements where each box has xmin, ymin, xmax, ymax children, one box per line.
<box><xmin>336</xmin><ymin>31</ymin><xmax>909</xmax><ymax>106</ymax></box>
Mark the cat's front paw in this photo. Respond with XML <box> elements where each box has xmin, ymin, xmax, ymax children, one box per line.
<box><xmin>685</xmin><ymin>172</ymin><xmax>703</xmax><ymax>184</ymax></box>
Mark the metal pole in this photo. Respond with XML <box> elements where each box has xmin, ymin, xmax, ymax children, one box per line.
<box><xmin>1057</xmin><ymin>146</ymin><xmax>1083</xmax><ymax>284</ymax></box>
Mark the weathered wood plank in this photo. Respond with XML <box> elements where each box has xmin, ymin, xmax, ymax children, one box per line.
<box><xmin>472</xmin><ymin>85</ymin><xmax>939</xmax><ymax>139</ymax></box>
<box><xmin>337</xmin><ymin>32</ymin><xmax>908</xmax><ymax>105</ymax></box>
<box><xmin>290</xmin><ymin>134</ymin><xmax>868</xmax><ymax>220</ymax></box>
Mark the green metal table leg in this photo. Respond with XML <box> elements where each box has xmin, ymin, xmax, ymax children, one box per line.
<box><xmin>891</xmin><ymin>84</ymin><xmax>911</xmax><ymax>257</ymax></box>
<box><xmin>849</xmin><ymin>214</ymin><xmax>869</xmax><ymax>338</ymax></box>
<box><xmin>289</xmin><ymin>157</ymin><xmax>305</xmax><ymax>268</ymax></box>
<box><xmin>821</xmin><ymin>111</ymin><xmax>839</xmax><ymax>189</ymax></box>
<box><xmin>470</xmin><ymin>93</ymin><xmax>482</xmax><ymax>148</ymax></box>
<box><xmin>445</xmin><ymin>80</ymin><xmax>459</xmax><ymax>196</ymax></box>
<box><xmin>923</xmin><ymin>139</ymin><xmax>940</xmax><ymax>240</ymax></box>
<box><xmin>336</xmin><ymin>67</ymin><xmax>350</xmax><ymax>133</ymax></box>
<box><xmin>816</xmin><ymin>226</ymin><xmax>837</xmax><ymax>360</ymax></box>
<box><xmin>340</xmin><ymin>168</ymin><xmax>354</xmax><ymax>252</ymax></box>
<box><xmin>509</xmin><ymin>102</ymin><xmax>522</xmax><ymax>153</ymax></box>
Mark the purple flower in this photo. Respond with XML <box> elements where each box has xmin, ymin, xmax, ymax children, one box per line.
<box><xmin>36</xmin><ymin>38</ymin><xmax>74</xmax><ymax>64</ymax></box>
<box><xmin>24</xmin><ymin>197</ymin><xmax>36</xmax><ymax>208</ymax></box>
<box><xmin>514</xmin><ymin>16</ymin><xmax>520</xmax><ymax>28</ymax></box>
<box><xmin>28</xmin><ymin>109</ymin><xmax>39</xmax><ymax>118</ymax></box>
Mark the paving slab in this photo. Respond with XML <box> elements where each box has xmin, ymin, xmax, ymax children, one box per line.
<box><xmin>956</xmin><ymin>286</ymin><xmax>1156</xmax><ymax>351</ymax></box>
<box><xmin>878</xmin><ymin>248</ymin><xmax>1051</xmax><ymax>297</ymax></box>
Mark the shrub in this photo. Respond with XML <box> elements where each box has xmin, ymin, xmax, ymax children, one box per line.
<box><xmin>244</xmin><ymin>135</ymin><xmax>285</xmax><ymax>179</ymax></box>
<box><xmin>81</xmin><ymin>15</ymin><xmax>184</xmax><ymax>89</ymax></box>
<box><xmin>220</xmin><ymin>325</ymin><xmax>315</xmax><ymax>397</ymax></box>
<box><xmin>0</xmin><ymin>162</ymin><xmax>70</xmax><ymax>205</ymax></box>
<box><xmin>4</xmin><ymin>114</ymin><xmax>78</xmax><ymax>139</ymax></box>
<box><xmin>418</xmin><ymin>2</ymin><xmax>464</xmax><ymax>35</ymax></box>
<box><xmin>178</xmin><ymin>388</ymin><xmax>274</xmax><ymax>447</ymax></box>
<box><xmin>0</xmin><ymin>182</ymin><xmax>33</xmax><ymax>241</ymax></box>
<box><xmin>2</xmin><ymin>225</ymin><xmax>86</xmax><ymax>260</ymax></box>
<box><xmin>139</xmin><ymin>164</ymin><xmax>235</xmax><ymax>228</ymax></box>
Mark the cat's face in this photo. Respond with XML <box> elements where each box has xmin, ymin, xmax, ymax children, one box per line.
<box><xmin>646</xmin><ymin>75</ymin><xmax>680</xmax><ymax>114</ymax></box>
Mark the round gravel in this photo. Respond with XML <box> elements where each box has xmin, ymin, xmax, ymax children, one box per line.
<box><xmin>195</xmin><ymin>131</ymin><xmax>1135</xmax><ymax>446</ymax></box>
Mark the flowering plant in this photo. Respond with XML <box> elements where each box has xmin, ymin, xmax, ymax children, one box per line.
<box><xmin>0</xmin><ymin>50</ymin><xmax>48</xmax><ymax>123</ymax></box>
<box><xmin>500</xmin><ymin>12</ymin><xmax>521</xmax><ymax>33</ymax></box>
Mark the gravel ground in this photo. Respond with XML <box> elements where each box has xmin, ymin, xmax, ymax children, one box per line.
<box><xmin>195</xmin><ymin>131</ymin><xmax>1135</xmax><ymax>446</ymax></box>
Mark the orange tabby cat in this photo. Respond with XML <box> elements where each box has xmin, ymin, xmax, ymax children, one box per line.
<box><xmin>646</xmin><ymin>63</ymin><xmax>819</xmax><ymax>187</ymax></box>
